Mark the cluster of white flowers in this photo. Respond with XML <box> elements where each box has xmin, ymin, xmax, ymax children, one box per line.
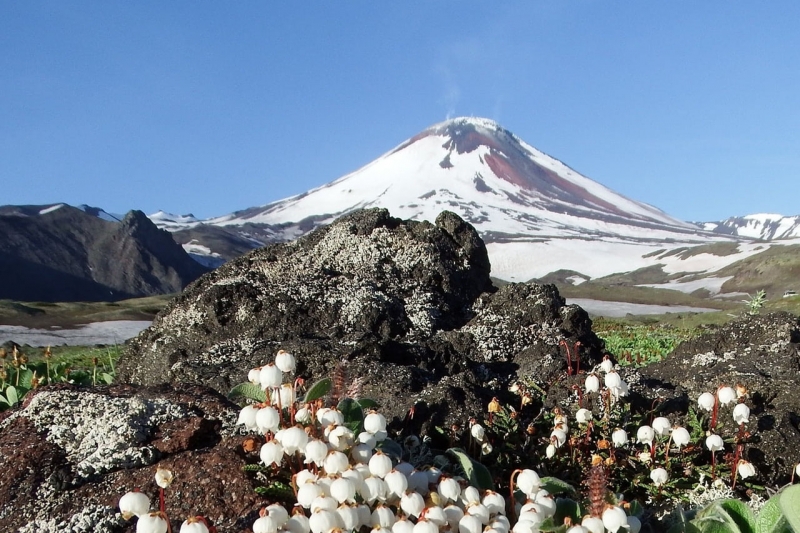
<box><xmin>584</xmin><ymin>356</ymin><xmax>629</xmax><ymax>401</ymax></box>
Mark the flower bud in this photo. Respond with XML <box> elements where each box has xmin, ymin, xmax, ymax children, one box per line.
<box><xmin>470</xmin><ymin>423</ymin><xmax>485</xmax><ymax>441</ymax></box>
<box><xmin>154</xmin><ymin>468</ymin><xmax>173</xmax><ymax>489</ymax></box>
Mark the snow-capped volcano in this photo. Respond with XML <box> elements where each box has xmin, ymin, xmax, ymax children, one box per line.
<box><xmin>205</xmin><ymin>117</ymin><xmax>699</xmax><ymax>242</ymax></box>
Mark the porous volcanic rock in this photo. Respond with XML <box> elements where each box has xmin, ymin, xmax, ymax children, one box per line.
<box><xmin>641</xmin><ymin>312</ymin><xmax>800</xmax><ymax>486</ymax></box>
<box><xmin>118</xmin><ymin>209</ymin><xmax>604</xmax><ymax>433</ymax></box>
<box><xmin>0</xmin><ymin>384</ymin><xmax>261</xmax><ymax>533</ymax></box>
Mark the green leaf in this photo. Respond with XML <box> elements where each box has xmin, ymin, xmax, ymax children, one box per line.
<box><xmin>16</xmin><ymin>368</ymin><xmax>34</xmax><ymax>389</ymax></box>
<box><xmin>303</xmin><ymin>377</ymin><xmax>332</xmax><ymax>403</ymax></box>
<box><xmin>668</xmin><ymin>504</ymin><xmax>702</xmax><ymax>533</ymax></box>
<box><xmin>4</xmin><ymin>386</ymin><xmax>19</xmax><ymax>406</ymax></box>
<box><xmin>445</xmin><ymin>448</ymin><xmax>494</xmax><ymax>491</ymax></box>
<box><xmin>228</xmin><ymin>382</ymin><xmax>266</xmax><ymax>402</ymax></box>
<box><xmin>99</xmin><ymin>372</ymin><xmax>114</xmax><ymax>384</ymax></box>
<box><xmin>338</xmin><ymin>398</ymin><xmax>365</xmax><ymax>424</ymax></box>
<box><xmin>540</xmin><ymin>476</ymin><xmax>577</xmax><ymax>496</ymax></box>
<box><xmin>537</xmin><ymin>517</ymin><xmax>567</xmax><ymax>532</ymax></box>
<box><xmin>756</xmin><ymin>494</ymin><xmax>790</xmax><ymax>533</ymax></box>
<box><xmin>778</xmin><ymin>484</ymin><xmax>800</xmax><ymax>532</ymax></box>
<box><xmin>627</xmin><ymin>500</ymin><xmax>645</xmax><ymax>519</ymax></box>
<box><xmin>355</xmin><ymin>398</ymin><xmax>379</xmax><ymax>410</ymax></box>
<box><xmin>694</xmin><ymin>499</ymin><xmax>755</xmax><ymax>533</ymax></box>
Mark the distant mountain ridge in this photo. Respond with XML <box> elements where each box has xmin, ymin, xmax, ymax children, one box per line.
<box><xmin>700</xmin><ymin>213</ymin><xmax>800</xmax><ymax>240</ymax></box>
<box><xmin>0</xmin><ymin>204</ymin><xmax>209</xmax><ymax>301</ymax></box>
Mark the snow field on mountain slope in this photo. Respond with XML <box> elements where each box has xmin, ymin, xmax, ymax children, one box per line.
<box><xmin>485</xmin><ymin>239</ymin><xmax>773</xmax><ymax>285</ymax></box>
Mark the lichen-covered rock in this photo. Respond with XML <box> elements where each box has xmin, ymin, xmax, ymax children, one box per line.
<box><xmin>642</xmin><ymin>312</ymin><xmax>800</xmax><ymax>486</ymax></box>
<box><xmin>117</xmin><ymin>209</ymin><xmax>603</xmax><ymax>432</ymax></box>
<box><xmin>0</xmin><ymin>384</ymin><xmax>260</xmax><ymax>533</ymax></box>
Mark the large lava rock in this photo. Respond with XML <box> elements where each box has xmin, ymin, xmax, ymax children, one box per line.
<box><xmin>117</xmin><ymin>209</ymin><xmax>603</xmax><ymax>432</ymax></box>
<box><xmin>641</xmin><ymin>312</ymin><xmax>800</xmax><ymax>486</ymax></box>
<box><xmin>0</xmin><ymin>384</ymin><xmax>261</xmax><ymax>533</ymax></box>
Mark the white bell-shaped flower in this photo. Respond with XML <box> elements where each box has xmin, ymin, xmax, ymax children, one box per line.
<box><xmin>330</xmin><ymin>477</ymin><xmax>356</xmax><ymax>504</ymax></box>
<box><xmin>316</xmin><ymin>476</ymin><xmax>333</xmax><ymax>497</ymax></box>
<box><xmin>534</xmin><ymin>492</ymin><xmax>556</xmax><ymax>518</ymax></box>
<box><xmin>515</xmin><ymin>469</ymin><xmax>541</xmax><ymax>496</ymax></box>
<box><xmin>599</xmin><ymin>357</ymin><xmax>614</xmax><ymax>374</ymax></box>
<box><xmin>490</xmin><ymin>515</ymin><xmax>511</xmax><ymax>533</ymax></box>
<box><xmin>413</xmin><ymin>518</ymin><xmax>439</xmax><ymax>533</ymax></box>
<box><xmin>260</xmin><ymin>440</ymin><xmax>284</xmax><ymax>467</ymax></box>
<box><xmin>237</xmin><ymin>405</ymin><xmax>259</xmax><ymax>430</ymax></box>
<box><xmin>733</xmin><ymin>403</ymin><xmax>750</xmax><ymax>425</ymax></box>
<box><xmin>425</xmin><ymin>466</ymin><xmax>442</xmax><ymax>484</ymax></box>
<box><xmin>351</xmin><ymin>442</ymin><xmax>373</xmax><ymax>464</ymax></box>
<box><xmin>328</xmin><ymin>425</ymin><xmax>355</xmax><ymax>451</ymax></box>
<box><xmin>482</xmin><ymin>490</ymin><xmax>505</xmax><ymax>515</ymax></box>
<box><xmin>424</xmin><ymin>505</ymin><xmax>447</xmax><ymax>527</ymax></box>
<box><xmin>566</xmin><ymin>527</ymin><xmax>589</xmax><ymax>533</ymax></box>
<box><xmin>260</xmin><ymin>363</ymin><xmax>283</xmax><ymax>389</ymax></box>
<box><xmin>470</xmin><ymin>423</ymin><xmax>486</xmax><ymax>441</ymax></box>
<box><xmin>248</xmin><ymin>367</ymin><xmax>262</xmax><ymax>384</ymax></box>
<box><xmin>481</xmin><ymin>442</ymin><xmax>493</xmax><ymax>455</ymax></box>
<box><xmin>266</xmin><ymin>504</ymin><xmax>289</xmax><ymax>527</ymax></box>
<box><xmin>698</xmin><ymin>392</ymin><xmax>716</xmax><ymax>411</ymax></box>
<box><xmin>361</xmin><ymin>476</ymin><xmax>388</xmax><ymax>504</ymax></box>
<box><xmin>400</xmin><ymin>490</ymin><xmax>426</xmax><ymax>518</ymax></box>
<box><xmin>137</xmin><ymin>512</ymin><xmax>169</xmax><ymax>533</ymax></box>
<box><xmin>271</xmin><ymin>384</ymin><xmax>296</xmax><ymax>408</ymax></box>
<box><xmin>180</xmin><ymin>517</ymin><xmax>210</xmax><ymax>533</ymax></box>
<box><xmin>438</xmin><ymin>477</ymin><xmax>461</xmax><ymax>503</ymax></box>
<box><xmin>466</xmin><ymin>502</ymin><xmax>490</xmax><ymax>524</ymax></box>
<box><xmin>444</xmin><ymin>504</ymin><xmax>465</xmax><ymax>529</ymax></box>
<box><xmin>119</xmin><ymin>490</ymin><xmax>150</xmax><ymax>520</ymax></box>
<box><xmin>584</xmin><ymin>374</ymin><xmax>600</xmax><ymax>393</ymax></box>
<box><xmin>718</xmin><ymin>386</ymin><xmax>737</xmax><ymax>406</ymax></box>
<box><xmin>545</xmin><ymin>444</ymin><xmax>556</xmax><ymax>458</ymax></box>
<box><xmin>275</xmin><ymin>350</ymin><xmax>296</xmax><ymax>374</ymax></box>
<box><xmin>650</xmin><ymin>467</ymin><xmax>668</xmax><ymax>486</ymax></box>
<box><xmin>706</xmin><ymin>434</ymin><xmax>724</xmax><ymax>452</ymax></box>
<box><xmin>652</xmin><ymin>417</ymin><xmax>671</xmax><ymax>437</ymax></box>
<box><xmin>369</xmin><ymin>451</ymin><xmax>393</xmax><ymax>478</ymax></box>
<box><xmin>310</xmin><ymin>495</ymin><xmax>338</xmax><ymax>512</ymax></box>
<box><xmin>550</xmin><ymin>428</ymin><xmax>567</xmax><ymax>448</ymax></box>
<box><xmin>295</xmin><ymin>407</ymin><xmax>312</xmax><ymax>424</ymax></box>
<box><xmin>279</xmin><ymin>426</ymin><xmax>309</xmax><ymax>455</ymax></box>
<box><xmin>575</xmin><ymin>408</ymin><xmax>592</xmax><ymax>424</ymax></box>
<box><xmin>393</xmin><ymin>517</ymin><xmax>415</xmax><ymax>533</ymax></box>
<box><xmin>318</xmin><ymin>408</ymin><xmax>344</xmax><ymax>427</ymax></box>
<box><xmin>672</xmin><ymin>426</ymin><xmax>690</xmax><ymax>448</ymax></box>
<box><xmin>296</xmin><ymin>469</ymin><xmax>318</xmax><ymax>486</ymax></box>
<box><xmin>323</xmin><ymin>450</ymin><xmax>350</xmax><ymax>475</ymax></box>
<box><xmin>602</xmin><ymin>506</ymin><xmax>628</xmax><ymax>533</ymax></box>
<box><xmin>286</xmin><ymin>514</ymin><xmax>311</xmax><ymax>533</ymax></box>
<box><xmin>253</xmin><ymin>515</ymin><xmax>279</xmax><ymax>533</ymax></box>
<box><xmin>458</xmin><ymin>514</ymin><xmax>483</xmax><ymax>533</ymax></box>
<box><xmin>384</xmin><ymin>469</ymin><xmax>409</xmax><ymax>500</ymax></box>
<box><xmin>612</xmin><ymin>428</ymin><xmax>628</xmax><ymax>447</ymax></box>
<box><xmin>581</xmin><ymin>516</ymin><xmax>604</xmax><ymax>533</ymax></box>
<box><xmin>512</xmin><ymin>516</ymin><xmax>541</xmax><ymax>533</ymax></box>
<box><xmin>337</xmin><ymin>504</ymin><xmax>360</xmax><ymax>531</ymax></box>
<box><xmin>356</xmin><ymin>504</ymin><xmax>372</xmax><ymax>527</ymax></box>
<box><xmin>297</xmin><ymin>482</ymin><xmax>323</xmax><ymax>509</ymax></box>
<box><xmin>636</xmin><ymin>425</ymin><xmax>655</xmax><ymax>447</ymax></box>
<box><xmin>364</xmin><ymin>412</ymin><xmax>387</xmax><ymax>434</ymax></box>
<box><xmin>304</xmin><ymin>439</ymin><xmax>329</xmax><ymax>466</ymax></box>
<box><xmin>342</xmin><ymin>467</ymin><xmax>364</xmax><ymax>492</ymax></box>
<box><xmin>357</xmin><ymin>431</ymin><xmax>378</xmax><ymax>448</ymax></box>
<box><xmin>256</xmin><ymin>407</ymin><xmax>280</xmax><ymax>434</ymax></box>
<box><xmin>604</xmin><ymin>370</ymin><xmax>622</xmax><ymax>390</ymax></box>
<box><xmin>462</xmin><ymin>485</ymin><xmax>481</xmax><ymax>506</ymax></box>
<box><xmin>737</xmin><ymin>460</ymin><xmax>756</xmax><ymax>480</ymax></box>
<box><xmin>372</xmin><ymin>504</ymin><xmax>396</xmax><ymax>528</ymax></box>
<box><xmin>309</xmin><ymin>509</ymin><xmax>340</xmax><ymax>533</ymax></box>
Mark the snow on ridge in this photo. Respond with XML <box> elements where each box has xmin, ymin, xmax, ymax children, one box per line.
<box><xmin>39</xmin><ymin>204</ymin><xmax>65</xmax><ymax>215</ymax></box>
<box><xmin>148</xmin><ymin>210</ymin><xmax>202</xmax><ymax>230</ymax></box>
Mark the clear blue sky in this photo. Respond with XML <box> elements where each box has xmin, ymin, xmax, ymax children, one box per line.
<box><xmin>2</xmin><ymin>2</ymin><xmax>799</xmax><ymax>222</ymax></box>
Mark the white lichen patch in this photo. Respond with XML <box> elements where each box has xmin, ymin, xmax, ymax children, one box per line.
<box><xmin>16</xmin><ymin>504</ymin><xmax>121</xmax><ymax>533</ymax></box>
<box><xmin>691</xmin><ymin>350</ymin><xmax>736</xmax><ymax>367</ymax></box>
<box><xmin>0</xmin><ymin>390</ymin><xmax>189</xmax><ymax>481</ymax></box>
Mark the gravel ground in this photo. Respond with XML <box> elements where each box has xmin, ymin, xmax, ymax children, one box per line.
<box><xmin>0</xmin><ymin>320</ymin><xmax>151</xmax><ymax>346</ymax></box>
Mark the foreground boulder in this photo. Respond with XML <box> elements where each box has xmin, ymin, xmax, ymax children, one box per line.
<box><xmin>642</xmin><ymin>312</ymin><xmax>800</xmax><ymax>486</ymax></box>
<box><xmin>0</xmin><ymin>384</ymin><xmax>260</xmax><ymax>533</ymax></box>
<box><xmin>118</xmin><ymin>209</ymin><xmax>603</xmax><ymax>432</ymax></box>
